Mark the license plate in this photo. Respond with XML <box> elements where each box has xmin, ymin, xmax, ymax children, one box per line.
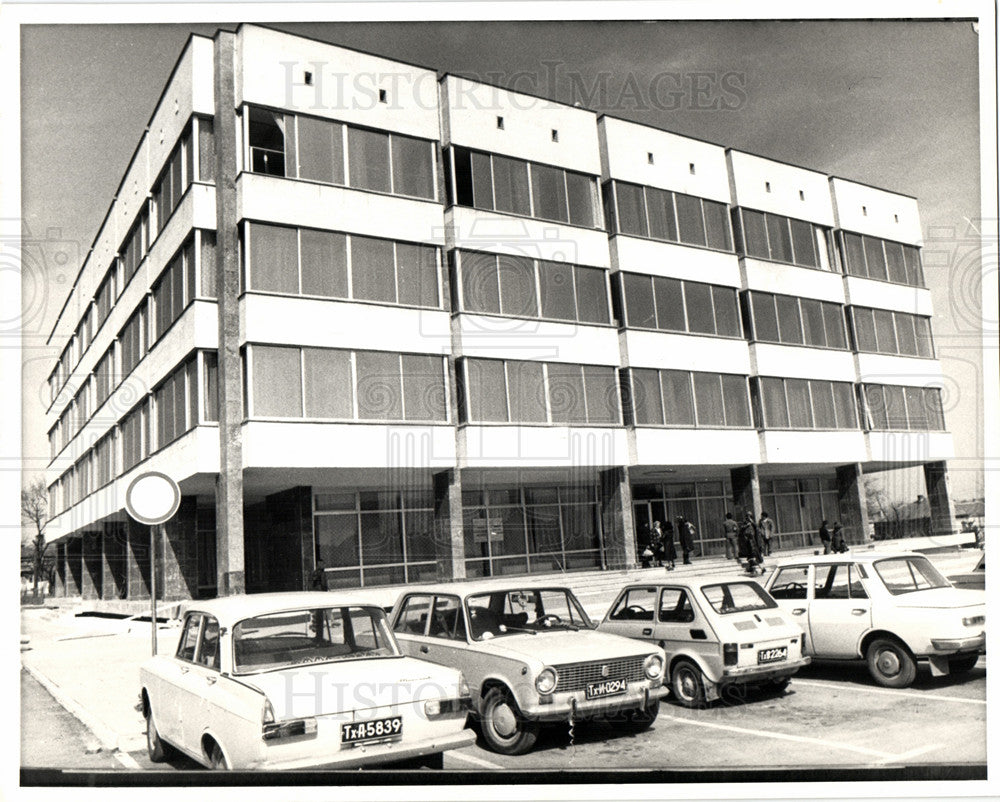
<box><xmin>758</xmin><ymin>646</ymin><xmax>788</xmax><ymax>664</ymax></box>
<box><xmin>340</xmin><ymin>716</ymin><xmax>403</xmax><ymax>746</ymax></box>
<box><xmin>586</xmin><ymin>678</ymin><xmax>627</xmax><ymax>699</ymax></box>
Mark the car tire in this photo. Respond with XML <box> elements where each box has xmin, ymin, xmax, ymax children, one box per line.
<box><xmin>479</xmin><ymin>686</ymin><xmax>539</xmax><ymax>756</ymax></box>
<box><xmin>866</xmin><ymin>637</ymin><xmax>917</xmax><ymax>688</ymax></box>
<box><xmin>613</xmin><ymin>699</ymin><xmax>660</xmax><ymax>733</ymax></box>
<box><xmin>207</xmin><ymin>741</ymin><xmax>229</xmax><ymax>770</ymax></box>
<box><xmin>949</xmin><ymin>653</ymin><xmax>980</xmax><ymax>673</ymax></box>
<box><xmin>145</xmin><ymin>707</ymin><xmax>167</xmax><ymax>763</ymax></box>
<box><xmin>670</xmin><ymin>660</ymin><xmax>707</xmax><ymax>708</ymax></box>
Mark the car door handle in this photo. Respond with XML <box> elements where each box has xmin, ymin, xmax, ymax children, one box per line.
<box><xmin>792</xmin><ymin>609</ymin><xmax>806</xmax><ymax>616</ymax></box>
<box><xmin>642</xmin><ymin>628</ymin><xmax>653</xmax><ymax>636</ymax></box>
<box><xmin>419</xmin><ymin>645</ymin><xmax>429</xmax><ymax>654</ymax></box>
<box><xmin>179</xmin><ymin>666</ymin><xmax>190</xmax><ymax>674</ymax></box>
<box><xmin>852</xmin><ymin>608</ymin><xmax>868</xmax><ymax>615</ymax></box>
<box><xmin>205</xmin><ymin>675</ymin><xmax>217</xmax><ymax>685</ymax></box>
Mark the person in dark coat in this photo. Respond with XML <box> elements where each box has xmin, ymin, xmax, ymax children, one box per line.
<box><xmin>758</xmin><ymin>511</ymin><xmax>776</xmax><ymax>557</ymax></box>
<box><xmin>650</xmin><ymin>520</ymin><xmax>665</xmax><ymax>567</ymax></box>
<box><xmin>818</xmin><ymin>520</ymin><xmax>832</xmax><ymax>554</ymax></box>
<box><xmin>737</xmin><ymin>512</ymin><xmax>763</xmax><ymax>575</ymax></box>
<box><xmin>831</xmin><ymin>522</ymin><xmax>848</xmax><ymax>553</ymax></box>
<box><xmin>662</xmin><ymin>520</ymin><xmax>677</xmax><ymax>571</ymax></box>
<box><xmin>677</xmin><ymin>516</ymin><xmax>695</xmax><ymax>565</ymax></box>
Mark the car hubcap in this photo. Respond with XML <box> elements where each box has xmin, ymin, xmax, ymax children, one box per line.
<box><xmin>678</xmin><ymin>671</ymin><xmax>695</xmax><ymax>699</ymax></box>
<box><xmin>877</xmin><ymin>649</ymin><xmax>900</xmax><ymax>676</ymax></box>
<box><xmin>491</xmin><ymin>702</ymin><xmax>518</xmax><ymax>737</ymax></box>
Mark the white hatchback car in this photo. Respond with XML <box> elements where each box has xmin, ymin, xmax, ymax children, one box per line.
<box><xmin>764</xmin><ymin>552</ymin><xmax>986</xmax><ymax>687</ymax></box>
<box><xmin>139</xmin><ymin>592</ymin><xmax>475</xmax><ymax>769</ymax></box>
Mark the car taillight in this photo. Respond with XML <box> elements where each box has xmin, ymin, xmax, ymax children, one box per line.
<box><xmin>723</xmin><ymin>643</ymin><xmax>738</xmax><ymax>666</ymax></box>
<box><xmin>424</xmin><ymin>698</ymin><xmax>468</xmax><ymax>718</ymax></box>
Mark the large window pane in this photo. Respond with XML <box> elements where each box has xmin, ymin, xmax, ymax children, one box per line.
<box><xmin>396</xmin><ymin>243</ymin><xmax>439</xmax><ymax>308</ymax></box>
<box><xmin>823</xmin><ymin>303</ymin><xmax>847</xmax><ymax>349</ymax></box>
<box><xmin>832</xmin><ymin>382</ymin><xmax>857</xmax><ymax>429</ymax></box>
<box><xmin>801</xmin><ymin>298</ymin><xmax>826</xmax><ymax>347</ymax></box>
<box><xmin>297</xmin><ymin>116</ymin><xmax>344</xmax><ymax>185</ymax></box>
<box><xmin>497</xmin><ymin>254</ymin><xmax>537</xmax><ymax>316</ymax></box>
<box><xmin>789</xmin><ymin>218</ymin><xmax>817</xmax><ymax>267</ymax></box>
<box><xmin>895</xmin><ymin>312</ymin><xmax>918</xmax><ymax>355</ymax></box>
<box><xmin>751</xmin><ymin>292</ymin><xmax>779</xmax><ymax>341</ymax></box>
<box><xmin>575</xmin><ymin>267</ymin><xmax>609</xmax><ymax>324</ymax></box>
<box><xmin>811</xmin><ymin>381</ymin><xmax>837</xmax><ymax>428</ymax></box>
<box><xmin>863</xmin><ymin>236</ymin><xmax>888</xmax><ymax>281</ymax></box>
<box><xmin>685</xmin><ymin>282</ymin><xmax>716</xmax><ymax>334</ymax></box>
<box><xmin>461</xmin><ymin>251</ymin><xmax>500</xmax><ymax>314</ymax></box>
<box><xmin>391</xmin><ymin>135</ymin><xmax>434</xmax><ymax>199</ymax></box>
<box><xmin>775</xmin><ymin>295</ymin><xmax>804</xmax><ymax>344</ymax></box>
<box><xmin>492</xmin><ymin>155</ymin><xmax>531</xmax><ymax>216</ymax></box>
<box><xmin>200</xmin><ymin>231</ymin><xmax>217</xmax><ymax>298</ymax></box>
<box><xmin>873</xmin><ymin>309</ymin><xmax>897</xmax><ymax>354</ymax></box>
<box><xmin>402</xmin><ymin>354</ymin><xmax>446</xmax><ymax>421</ymax></box>
<box><xmin>302</xmin><ymin>348</ymin><xmax>352</xmax><ymax>418</ymax></box>
<box><xmin>248</xmin><ymin>223</ymin><xmax>298</xmax><ymax>293</ymax></box>
<box><xmin>646</xmin><ymin>187</ymin><xmax>677</xmax><ymax>242</ymax></box>
<box><xmin>300</xmin><ymin>229</ymin><xmax>348</xmax><ymax>298</ymax></box>
<box><xmin>843</xmin><ymin>232</ymin><xmax>867</xmax><ymax>276</ymax></box>
<box><xmin>632</xmin><ymin>368</ymin><xmax>664</xmax><ymax>425</ymax></box>
<box><xmin>713</xmin><ymin>286</ymin><xmax>740</xmax><ymax>337</ymax></box>
<box><xmin>741</xmin><ymin>209</ymin><xmax>769</xmax><ymax>258</ymax></box>
<box><xmin>864</xmin><ymin>385</ymin><xmax>888</xmax><ymax>430</ymax></box>
<box><xmin>584</xmin><ymin>365</ymin><xmax>619</xmax><ymax>423</ymax></box>
<box><xmin>361</xmin><ymin>512</ymin><xmax>403</xmax><ymax>566</ymax></box>
<box><xmin>315</xmin><ymin>515</ymin><xmax>359</xmax><ymax>570</ymax></box>
<box><xmin>662</xmin><ymin>370</ymin><xmax>695</xmax><ymax>425</ymax></box>
<box><xmin>198</xmin><ymin>118</ymin><xmax>215</xmax><ymax>182</ymax></box>
<box><xmin>351</xmin><ymin>236</ymin><xmax>396</xmax><ymax>303</ymax></box>
<box><xmin>693</xmin><ymin>373</ymin><xmax>725</xmax><ymax>426</ymax></box>
<box><xmin>203</xmin><ymin>352</ymin><xmax>218</xmax><ymax>422</ymax></box>
<box><xmin>471</xmin><ymin>151</ymin><xmax>493</xmax><ymax>209</ymax></box>
<box><xmin>623</xmin><ymin>273</ymin><xmax>655</xmax><ymax>328</ymax></box>
<box><xmin>885</xmin><ymin>241</ymin><xmax>907</xmax><ymax>283</ymax></box>
<box><xmin>356</xmin><ymin>351</ymin><xmax>402</xmax><ymax>419</ymax></box>
<box><xmin>786</xmin><ymin>379</ymin><xmax>813</xmax><ymax>428</ymax></box>
<box><xmin>467</xmin><ymin>359</ymin><xmax>507</xmax><ymax>421</ymax></box>
<box><xmin>565</xmin><ymin>171</ymin><xmax>596</xmax><ymax>228</ymax></box>
<box><xmin>720</xmin><ymin>374</ymin><xmax>750</xmax><ymax>427</ymax></box>
<box><xmin>531</xmin><ymin>163</ymin><xmax>568</xmax><ymax>223</ymax></box>
<box><xmin>903</xmin><ymin>246</ymin><xmax>924</xmax><ymax>287</ymax></box>
<box><xmin>703</xmin><ymin>200</ymin><xmax>732</xmax><ymax>251</ymax></box>
<box><xmin>348</xmin><ymin>127</ymin><xmax>390</xmax><ymax>192</ymax></box>
<box><xmin>766</xmin><ymin>214</ymin><xmax>792</xmax><ymax>263</ymax></box>
<box><xmin>539</xmin><ymin>260</ymin><xmax>577</xmax><ymax>321</ymax></box>
<box><xmin>924</xmin><ymin>387</ymin><xmax>945</xmax><ymax>430</ymax></box>
<box><xmin>914</xmin><ymin>317</ymin><xmax>933</xmax><ymax>357</ymax></box>
<box><xmin>761</xmin><ymin>377</ymin><xmax>789</xmax><ymax>428</ymax></box>
<box><xmin>507</xmin><ymin>361</ymin><xmax>547</xmax><ymax>422</ymax></box>
<box><xmin>248</xmin><ymin>108</ymin><xmax>286</xmax><ymax>176</ymax></box>
<box><xmin>614</xmin><ymin>182</ymin><xmax>647</xmax><ymax>236</ymax></box>
<box><xmin>675</xmin><ymin>193</ymin><xmax>707</xmax><ymax>247</ymax></box>
<box><xmin>653</xmin><ymin>277</ymin><xmax>685</xmax><ymax>331</ymax></box>
<box><xmin>253</xmin><ymin>346</ymin><xmax>302</xmax><ymax>417</ymax></box>
<box><xmin>852</xmin><ymin>307</ymin><xmax>876</xmax><ymax>351</ymax></box>
<box><xmin>547</xmin><ymin>363</ymin><xmax>586</xmax><ymax>423</ymax></box>
<box><xmin>884</xmin><ymin>385</ymin><xmax>906</xmax><ymax>429</ymax></box>
<box><xmin>904</xmin><ymin>386</ymin><xmax>928</xmax><ymax>430</ymax></box>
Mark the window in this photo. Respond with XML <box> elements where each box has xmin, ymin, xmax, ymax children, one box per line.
<box><xmin>154</xmin><ymin>360</ymin><xmax>193</xmax><ymax>450</ymax></box>
<box><xmin>450</xmin><ymin>145</ymin><xmax>599</xmax><ymax>228</ymax></box>
<box><xmin>121</xmin><ymin>402</ymin><xmax>148</xmax><ymax>471</ymax></box>
<box><xmin>628</xmin><ymin>369</ymin><xmax>749</xmax><ymax>428</ymax></box>
<box><xmin>303</xmin><ymin>348</ymin><xmax>352</xmax><ymax>419</ymax></box>
<box><xmin>196</xmin><ymin>617</ymin><xmax>221</xmax><ymax>670</ymax></box>
<box><xmin>95</xmin><ymin>268</ymin><xmax>116</xmax><ymax>330</ymax></box>
<box><xmin>153</xmin><ymin>128</ymin><xmax>192</xmax><ymax>233</ymax></box>
<box><xmin>252</xmin><ymin>346</ymin><xmax>303</xmax><ymax>417</ymax></box>
<box><xmin>850</xmin><ymin>306</ymin><xmax>934</xmax><ymax>357</ymax></box>
<box><xmin>248</xmin><ymin>107</ymin><xmax>286</xmax><ymax>176</ymax></box>
<box><xmin>747</xmin><ymin>291</ymin><xmax>848</xmax><ymax>350</ymax></box>
<box><xmin>348</xmin><ymin>127</ymin><xmax>391</xmax><ymax>193</ymax></box>
<box><xmin>95</xmin><ymin>346</ymin><xmax>115</xmax><ymax>408</ymax></box>
<box><xmin>197</xmin><ymin>117</ymin><xmax>215</xmax><ymax>182</ymax></box>
<box><xmin>152</xmin><ymin>240</ymin><xmax>194</xmax><ymax>341</ymax></box>
<box><xmin>427</xmin><ymin>596</ymin><xmax>467</xmax><ymax>640</ymax></box>
<box><xmin>394</xmin><ymin>595</ymin><xmax>433</xmax><ymax>635</ymax></box>
<box><xmin>757</xmin><ymin>377</ymin><xmax>859</xmax><ymax>430</ymax></box>
<box><xmin>769</xmin><ymin>566</ymin><xmax>809</xmax><ymax>599</ymax></box>
<box><xmin>94</xmin><ymin>431</ymin><xmax>115</xmax><ymax>488</ymax></box>
<box><xmin>621</xmin><ymin>273</ymin><xmax>741</xmax><ymax>337</ymax></box>
<box><xmin>119</xmin><ymin>304</ymin><xmax>146</xmax><ymax>377</ymax></box>
<box><xmin>862</xmin><ymin>383</ymin><xmax>945</xmax><ymax>431</ymax></box>
<box><xmin>736</xmin><ymin>208</ymin><xmax>830</xmax><ymax>270</ymax></box>
<box><xmin>661</xmin><ymin>370</ymin><xmax>695</xmax><ymax>426</ymax></box>
<box><xmin>609</xmin><ymin>587</ymin><xmax>656</xmax><ymax>621</ymax></box>
<box><xmin>120</xmin><ymin>209</ymin><xmax>149</xmax><ymax>287</ymax></box>
<box><xmin>176</xmin><ymin>615</ymin><xmax>201</xmax><ymax>662</ymax></box>
<box><xmin>203</xmin><ymin>351</ymin><xmax>219</xmax><ymax>422</ymax></box>
<box><xmin>841</xmin><ymin>231</ymin><xmax>925</xmax><ymax>287</ymax></box>
<box><xmin>296</xmin><ymin>115</ymin><xmax>344</xmax><ymax>185</ymax></box>
<box><xmin>606</xmin><ymin>180</ymin><xmax>733</xmax><ymax>252</ymax></box>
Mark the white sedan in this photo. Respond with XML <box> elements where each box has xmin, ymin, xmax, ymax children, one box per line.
<box><xmin>764</xmin><ymin>551</ymin><xmax>985</xmax><ymax>687</ymax></box>
<box><xmin>139</xmin><ymin>592</ymin><xmax>475</xmax><ymax>769</ymax></box>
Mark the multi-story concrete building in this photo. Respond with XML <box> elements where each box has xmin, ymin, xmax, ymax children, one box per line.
<box><xmin>42</xmin><ymin>25</ymin><xmax>955</xmax><ymax>603</ymax></box>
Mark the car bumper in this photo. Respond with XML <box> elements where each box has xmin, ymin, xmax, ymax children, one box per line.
<box><xmin>249</xmin><ymin>728</ymin><xmax>476</xmax><ymax>771</ymax></box>
<box><xmin>720</xmin><ymin>656</ymin><xmax>811</xmax><ymax>683</ymax></box>
<box><xmin>522</xmin><ymin>684</ymin><xmax>669</xmax><ymax>722</ymax></box>
<box><xmin>929</xmin><ymin>633</ymin><xmax>986</xmax><ymax>653</ymax></box>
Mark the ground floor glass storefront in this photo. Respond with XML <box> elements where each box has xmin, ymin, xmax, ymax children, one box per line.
<box><xmin>760</xmin><ymin>477</ymin><xmax>842</xmax><ymax>550</ymax></box>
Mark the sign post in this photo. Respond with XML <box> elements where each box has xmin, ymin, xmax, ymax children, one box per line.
<box><xmin>125</xmin><ymin>471</ymin><xmax>181</xmax><ymax>656</ymax></box>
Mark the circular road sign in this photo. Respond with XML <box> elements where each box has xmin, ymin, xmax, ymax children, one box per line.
<box><xmin>125</xmin><ymin>471</ymin><xmax>181</xmax><ymax>525</ymax></box>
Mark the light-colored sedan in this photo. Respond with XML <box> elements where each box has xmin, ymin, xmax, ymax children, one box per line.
<box><xmin>597</xmin><ymin>578</ymin><xmax>809</xmax><ymax>707</ymax></box>
<box><xmin>388</xmin><ymin>583</ymin><xmax>668</xmax><ymax>755</ymax></box>
<box><xmin>764</xmin><ymin>551</ymin><xmax>986</xmax><ymax>687</ymax></box>
<box><xmin>139</xmin><ymin>592</ymin><xmax>475</xmax><ymax>769</ymax></box>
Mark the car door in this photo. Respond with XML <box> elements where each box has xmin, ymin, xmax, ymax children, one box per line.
<box><xmin>807</xmin><ymin>564</ymin><xmax>871</xmax><ymax>657</ymax></box>
<box><xmin>179</xmin><ymin>614</ymin><xmax>224</xmax><ymax>754</ymax></box>
<box><xmin>653</xmin><ymin>587</ymin><xmax>715</xmax><ymax>664</ymax></box>
<box><xmin>153</xmin><ymin>613</ymin><xmax>202</xmax><ymax>747</ymax></box>
<box><xmin>768</xmin><ymin>565</ymin><xmax>812</xmax><ymax>641</ymax></box>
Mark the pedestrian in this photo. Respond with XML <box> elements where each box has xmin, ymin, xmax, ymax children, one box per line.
<box><xmin>818</xmin><ymin>520</ymin><xmax>831</xmax><ymax>554</ymax></box>
<box><xmin>831</xmin><ymin>522</ymin><xmax>847</xmax><ymax>553</ymax></box>
<box><xmin>311</xmin><ymin>557</ymin><xmax>329</xmax><ymax>591</ymax></box>
<box><xmin>738</xmin><ymin>512</ymin><xmax>763</xmax><ymax>575</ymax></box>
<box><xmin>677</xmin><ymin>516</ymin><xmax>696</xmax><ymax>565</ymax></box>
<box><xmin>651</xmin><ymin>520</ymin><xmax>665</xmax><ymax>567</ymax></box>
<box><xmin>722</xmin><ymin>512</ymin><xmax>739</xmax><ymax>560</ymax></box>
<box><xmin>758</xmin><ymin>511</ymin><xmax>776</xmax><ymax>557</ymax></box>
<box><xmin>662</xmin><ymin>519</ymin><xmax>677</xmax><ymax>571</ymax></box>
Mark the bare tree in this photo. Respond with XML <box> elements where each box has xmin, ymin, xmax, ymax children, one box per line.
<box><xmin>21</xmin><ymin>478</ymin><xmax>50</xmax><ymax>599</ymax></box>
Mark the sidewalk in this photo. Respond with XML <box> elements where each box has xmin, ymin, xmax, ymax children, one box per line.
<box><xmin>19</xmin><ymin>534</ymin><xmax>982</xmax><ymax>760</ymax></box>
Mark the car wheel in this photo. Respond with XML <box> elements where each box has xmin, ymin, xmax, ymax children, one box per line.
<box><xmin>613</xmin><ymin>699</ymin><xmax>660</xmax><ymax>733</ymax></box>
<box><xmin>207</xmin><ymin>741</ymin><xmax>229</xmax><ymax>770</ymax></box>
<box><xmin>866</xmin><ymin>637</ymin><xmax>917</xmax><ymax>688</ymax></box>
<box><xmin>670</xmin><ymin>660</ymin><xmax>707</xmax><ymax>708</ymax></box>
<box><xmin>949</xmin><ymin>653</ymin><xmax>980</xmax><ymax>673</ymax></box>
<box><xmin>145</xmin><ymin>707</ymin><xmax>167</xmax><ymax>763</ymax></box>
<box><xmin>479</xmin><ymin>686</ymin><xmax>539</xmax><ymax>755</ymax></box>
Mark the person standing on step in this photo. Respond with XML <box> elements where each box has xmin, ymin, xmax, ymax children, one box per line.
<box><xmin>677</xmin><ymin>516</ymin><xmax>696</xmax><ymax>565</ymax></box>
<box><xmin>650</xmin><ymin>520</ymin><xmax>665</xmax><ymax>567</ymax></box>
<box><xmin>738</xmin><ymin>511</ymin><xmax>763</xmax><ymax>575</ymax></box>
<box><xmin>818</xmin><ymin>520</ymin><xmax>832</xmax><ymax>554</ymax></box>
<box><xmin>662</xmin><ymin>519</ymin><xmax>677</xmax><ymax>571</ymax></box>
<box><xmin>758</xmin><ymin>511</ymin><xmax>776</xmax><ymax>557</ymax></box>
<box><xmin>831</xmin><ymin>522</ymin><xmax>847</xmax><ymax>553</ymax></box>
<box><xmin>722</xmin><ymin>512</ymin><xmax>739</xmax><ymax>560</ymax></box>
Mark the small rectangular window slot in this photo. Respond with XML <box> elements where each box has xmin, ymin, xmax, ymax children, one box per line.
<box><xmin>496</xmin><ymin>116</ymin><xmax>505</xmax><ymax>130</ymax></box>
<box><xmin>551</xmin><ymin>129</ymin><xmax>559</xmax><ymax>142</ymax></box>
<box><xmin>648</xmin><ymin>152</ymin><xmax>655</xmax><ymax>164</ymax></box>
<box><xmin>765</xmin><ymin>181</ymin><xmax>771</xmax><ymax>193</ymax></box>
<box><xmin>304</xmin><ymin>71</ymin><xmax>313</xmax><ymax>86</ymax></box>
<box><xmin>378</xmin><ymin>89</ymin><xmax>388</xmax><ymax>103</ymax></box>
<box><xmin>894</xmin><ymin>214</ymin><xmax>899</xmax><ymax>223</ymax></box>
<box><xmin>799</xmin><ymin>190</ymin><xmax>805</xmax><ymax>200</ymax></box>
<box><xmin>689</xmin><ymin>162</ymin><xmax>696</xmax><ymax>174</ymax></box>
<box><xmin>862</xmin><ymin>205</ymin><xmax>868</xmax><ymax>216</ymax></box>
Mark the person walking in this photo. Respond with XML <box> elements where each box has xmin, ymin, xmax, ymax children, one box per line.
<box><xmin>722</xmin><ymin>512</ymin><xmax>739</xmax><ymax>560</ymax></box>
<box><xmin>677</xmin><ymin>516</ymin><xmax>696</xmax><ymax>565</ymax></box>
<box><xmin>831</xmin><ymin>522</ymin><xmax>847</xmax><ymax>553</ymax></box>
<box><xmin>650</xmin><ymin>520</ymin><xmax>665</xmax><ymax>567</ymax></box>
<box><xmin>738</xmin><ymin>511</ymin><xmax>763</xmax><ymax>575</ymax></box>
<box><xmin>662</xmin><ymin>519</ymin><xmax>677</xmax><ymax>571</ymax></box>
<box><xmin>818</xmin><ymin>520</ymin><xmax>832</xmax><ymax>554</ymax></box>
<box><xmin>758</xmin><ymin>511</ymin><xmax>776</xmax><ymax>557</ymax></box>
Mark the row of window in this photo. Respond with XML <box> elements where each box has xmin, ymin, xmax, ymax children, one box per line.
<box><xmin>842</xmin><ymin>231</ymin><xmax>924</xmax><ymax>287</ymax></box>
<box><xmin>245</xmin><ymin>222</ymin><xmax>439</xmax><ymax>308</ymax></box>
<box><xmin>619</xmin><ymin>273</ymin><xmax>741</xmax><ymax>337</ymax></box>
<box><xmin>862</xmin><ymin>383</ymin><xmax>946</xmax><ymax>432</ymax></box>
<box><xmin>603</xmin><ymin>180</ymin><xmax>732</xmax><ymax>252</ymax></box>
<box><xmin>248</xmin><ymin>106</ymin><xmax>436</xmax><ymax>201</ymax></box>
<box><xmin>627</xmin><ymin>368</ymin><xmax>751</xmax><ymax>428</ymax></box>
<box><xmin>758</xmin><ymin>377</ymin><xmax>859</xmax><ymax>431</ymax></box>
<box><xmin>850</xmin><ymin>306</ymin><xmax>934</xmax><ymax>358</ymax></box>
<box><xmin>747</xmin><ymin>291</ymin><xmax>848</xmax><ymax>350</ymax></box>
<box><xmin>735</xmin><ymin>208</ymin><xmax>834</xmax><ymax>271</ymax></box>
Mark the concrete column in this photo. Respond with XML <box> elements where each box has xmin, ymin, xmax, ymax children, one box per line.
<box><xmin>836</xmin><ymin>463</ymin><xmax>870</xmax><ymax>545</ymax></box>
<box><xmin>213</xmin><ymin>30</ymin><xmax>245</xmax><ymax>596</ymax></box>
<box><xmin>161</xmin><ymin>496</ymin><xmax>199</xmax><ymax>600</ymax></box>
<box><xmin>81</xmin><ymin>531</ymin><xmax>102</xmax><ymax>600</ymax></box>
<box><xmin>102</xmin><ymin>521</ymin><xmax>127</xmax><ymax>600</ymax></box>
<box><xmin>55</xmin><ymin>542</ymin><xmax>67</xmax><ymax>597</ymax></box>
<box><xmin>730</xmin><ymin>464</ymin><xmax>762</xmax><ymax>519</ymax></box>
<box><xmin>599</xmin><ymin>466</ymin><xmax>635</xmax><ymax>570</ymax></box>
<box><xmin>923</xmin><ymin>461</ymin><xmax>956</xmax><ymax>539</ymax></box>
<box><xmin>126</xmin><ymin>517</ymin><xmax>151</xmax><ymax>600</ymax></box>
<box><xmin>433</xmin><ymin>470</ymin><xmax>465</xmax><ymax>581</ymax></box>
<box><xmin>65</xmin><ymin>538</ymin><xmax>82</xmax><ymax>596</ymax></box>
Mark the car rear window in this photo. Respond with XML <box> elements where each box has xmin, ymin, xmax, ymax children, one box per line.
<box><xmin>873</xmin><ymin>556</ymin><xmax>950</xmax><ymax>595</ymax></box>
<box><xmin>701</xmin><ymin>582</ymin><xmax>777</xmax><ymax>614</ymax></box>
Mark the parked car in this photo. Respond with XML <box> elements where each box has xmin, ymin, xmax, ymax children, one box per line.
<box><xmin>764</xmin><ymin>552</ymin><xmax>986</xmax><ymax>687</ymax></box>
<box><xmin>597</xmin><ymin>578</ymin><xmax>809</xmax><ymax>707</ymax></box>
<box><xmin>388</xmin><ymin>583</ymin><xmax>667</xmax><ymax>755</ymax></box>
<box><xmin>948</xmin><ymin>553</ymin><xmax>985</xmax><ymax>591</ymax></box>
<box><xmin>139</xmin><ymin>592</ymin><xmax>475</xmax><ymax>769</ymax></box>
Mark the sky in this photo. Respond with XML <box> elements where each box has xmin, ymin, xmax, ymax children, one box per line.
<box><xmin>16</xmin><ymin>16</ymin><xmax>989</xmax><ymax>505</ymax></box>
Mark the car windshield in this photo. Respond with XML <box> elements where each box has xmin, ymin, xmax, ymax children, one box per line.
<box><xmin>465</xmin><ymin>588</ymin><xmax>593</xmax><ymax>640</ymax></box>
<box><xmin>232</xmin><ymin>605</ymin><xmax>399</xmax><ymax>674</ymax></box>
<box><xmin>873</xmin><ymin>556</ymin><xmax>951</xmax><ymax>595</ymax></box>
<box><xmin>701</xmin><ymin>582</ymin><xmax>777</xmax><ymax>615</ymax></box>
